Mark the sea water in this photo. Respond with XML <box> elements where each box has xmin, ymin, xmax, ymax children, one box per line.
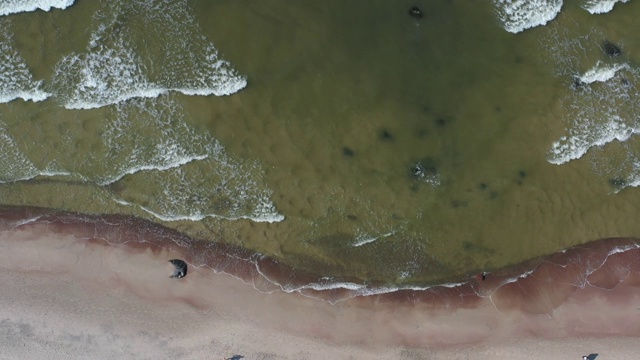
<box><xmin>1</xmin><ymin>0</ymin><xmax>640</xmax><ymax>286</ymax></box>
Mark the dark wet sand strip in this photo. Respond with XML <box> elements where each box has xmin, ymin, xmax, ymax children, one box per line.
<box><xmin>0</xmin><ymin>206</ymin><xmax>639</xmax><ymax>359</ymax></box>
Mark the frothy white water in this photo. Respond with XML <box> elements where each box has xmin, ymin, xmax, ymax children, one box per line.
<box><xmin>578</xmin><ymin>61</ymin><xmax>628</xmax><ymax>84</ymax></box>
<box><xmin>0</xmin><ymin>122</ymin><xmax>70</xmax><ymax>183</ymax></box>
<box><xmin>0</xmin><ymin>92</ymin><xmax>283</xmax><ymax>224</ymax></box>
<box><xmin>549</xmin><ymin>117</ymin><xmax>637</xmax><ymax>165</ymax></box>
<box><xmin>0</xmin><ymin>130</ymin><xmax>40</xmax><ymax>182</ymax></box>
<box><xmin>99</xmin><ymin>96</ymin><xmax>283</xmax><ymax>223</ymax></box>
<box><xmin>541</xmin><ymin>22</ymin><xmax>640</xmax><ymax>170</ymax></box>
<box><xmin>352</xmin><ymin>230</ymin><xmax>396</xmax><ymax>247</ymax></box>
<box><xmin>582</xmin><ymin>0</ymin><xmax>631</xmax><ymax>14</ymax></box>
<box><xmin>0</xmin><ymin>22</ymin><xmax>49</xmax><ymax>103</ymax></box>
<box><xmin>54</xmin><ymin>37</ymin><xmax>163</xmax><ymax>110</ymax></box>
<box><xmin>51</xmin><ymin>0</ymin><xmax>246</xmax><ymax>109</ymax></box>
<box><xmin>548</xmin><ymin>62</ymin><xmax>639</xmax><ymax>165</ymax></box>
<box><xmin>0</xmin><ymin>0</ymin><xmax>74</xmax><ymax>16</ymax></box>
<box><xmin>493</xmin><ymin>0</ymin><xmax>563</xmax><ymax>34</ymax></box>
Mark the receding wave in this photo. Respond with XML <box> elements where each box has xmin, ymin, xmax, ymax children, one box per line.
<box><xmin>493</xmin><ymin>0</ymin><xmax>563</xmax><ymax>34</ymax></box>
<box><xmin>0</xmin><ymin>22</ymin><xmax>49</xmax><ymax>103</ymax></box>
<box><xmin>0</xmin><ymin>0</ymin><xmax>74</xmax><ymax>16</ymax></box>
<box><xmin>50</xmin><ymin>0</ymin><xmax>246</xmax><ymax>109</ymax></box>
<box><xmin>2</xmin><ymin>207</ymin><xmax>639</xmax><ymax>309</ymax></box>
<box><xmin>582</xmin><ymin>0</ymin><xmax>631</xmax><ymax>14</ymax></box>
<box><xmin>0</xmin><ymin>93</ymin><xmax>283</xmax><ymax>224</ymax></box>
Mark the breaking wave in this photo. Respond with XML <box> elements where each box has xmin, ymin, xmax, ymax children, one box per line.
<box><xmin>582</xmin><ymin>0</ymin><xmax>631</xmax><ymax>14</ymax></box>
<box><xmin>0</xmin><ymin>0</ymin><xmax>74</xmax><ymax>16</ymax></box>
<box><xmin>493</xmin><ymin>0</ymin><xmax>563</xmax><ymax>34</ymax></box>
<box><xmin>0</xmin><ymin>21</ymin><xmax>49</xmax><ymax>103</ymax></box>
<box><xmin>50</xmin><ymin>0</ymin><xmax>246</xmax><ymax>109</ymax></box>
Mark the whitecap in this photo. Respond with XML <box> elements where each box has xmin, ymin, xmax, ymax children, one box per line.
<box><xmin>0</xmin><ymin>0</ymin><xmax>74</xmax><ymax>16</ymax></box>
<box><xmin>51</xmin><ymin>0</ymin><xmax>247</xmax><ymax>109</ymax></box>
<box><xmin>0</xmin><ymin>22</ymin><xmax>49</xmax><ymax>103</ymax></box>
<box><xmin>578</xmin><ymin>61</ymin><xmax>628</xmax><ymax>84</ymax></box>
<box><xmin>582</xmin><ymin>0</ymin><xmax>631</xmax><ymax>14</ymax></box>
<box><xmin>493</xmin><ymin>0</ymin><xmax>563</xmax><ymax>34</ymax></box>
<box><xmin>352</xmin><ymin>230</ymin><xmax>396</xmax><ymax>247</ymax></box>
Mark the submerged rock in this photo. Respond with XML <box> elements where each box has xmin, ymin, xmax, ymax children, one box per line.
<box><xmin>609</xmin><ymin>178</ymin><xmax>626</xmax><ymax>187</ymax></box>
<box><xmin>409</xmin><ymin>157</ymin><xmax>440</xmax><ymax>186</ymax></box>
<box><xmin>379</xmin><ymin>129</ymin><xmax>393</xmax><ymax>141</ymax></box>
<box><xmin>603</xmin><ymin>40</ymin><xmax>621</xmax><ymax>56</ymax></box>
<box><xmin>169</xmin><ymin>259</ymin><xmax>188</xmax><ymax>279</ymax></box>
<box><xmin>571</xmin><ymin>77</ymin><xmax>586</xmax><ymax>90</ymax></box>
<box><xmin>408</xmin><ymin>6</ymin><xmax>424</xmax><ymax>19</ymax></box>
<box><xmin>410</xmin><ymin>163</ymin><xmax>426</xmax><ymax>178</ymax></box>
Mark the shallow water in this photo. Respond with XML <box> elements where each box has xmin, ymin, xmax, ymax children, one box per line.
<box><xmin>1</xmin><ymin>0</ymin><xmax>640</xmax><ymax>286</ymax></box>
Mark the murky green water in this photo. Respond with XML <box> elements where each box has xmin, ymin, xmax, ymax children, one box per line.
<box><xmin>2</xmin><ymin>0</ymin><xmax>640</xmax><ymax>285</ymax></box>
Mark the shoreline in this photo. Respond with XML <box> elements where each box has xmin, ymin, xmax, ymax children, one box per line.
<box><xmin>0</xmin><ymin>206</ymin><xmax>639</xmax><ymax>358</ymax></box>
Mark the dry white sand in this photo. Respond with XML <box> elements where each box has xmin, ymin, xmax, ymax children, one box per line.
<box><xmin>0</xmin><ymin>222</ymin><xmax>639</xmax><ymax>359</ymax></box>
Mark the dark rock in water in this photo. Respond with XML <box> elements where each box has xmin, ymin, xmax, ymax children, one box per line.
<box><xmin>410</xmin><ymin>157</ymin><xmax>438</xmax><ymax>179</ymax></box>
<box><xmin>169</xmin><ymin>259</ymin><xmax>188</xmax><ymax>279</ymax></box>
<box><xmin>620</xmin><ymin>77</ymin><xmax>631</xmax><ymax>87</ymax></box>
<box><xmin>518</xmin><ymin>170</ymin><xmax>526</xmax><ymax>178</ymax></box>
<box><xmin>410</xmin><ymin>163</ymin><xmax>426</xmax><ymax>178</ymax></box>
<box><xmin>603</xmin><ymin>40</ymin><xmax>621</xmax><ymax>56</ymax></box>
<box><xmin>416</xmin><ymin>128</ymin><xmax>429</xmax><ymax>137</ymax></box>
<box><xmin>478</xmin><ymin>182</ymin><xmax>487</xmax><ymax>190</ymax></box>
<box><xmin>609</xmin><ymin>178</ymin><xmax>626</xmax><ymax>187</ymax></box>
<box><xmin>572</xmin><ymin>77</ymin><xmax>586</xmax><ymax>90</ymax></box>
<box><xmin>342</xmin><ymin>146</ymin><xmax>355</xmax><ymax>157</ymax></box>
<box><xmin>347</xmin><ymin>214</ymin><xmax>358</xmax><ymax>221</ymax></box>
<box><xmin>450</xmin><ymin>200</ymin><xmax>468</xmax><ymax>208</ymax></box>
<box><xmin>379</xmin><ymin>129</ymin><xmax>393</xmax><ymax>141</ymax></box>
<box><xmin>408</xmin><ymin>6</ymin><xmax>424</xmax><ymax>19</ymax></box>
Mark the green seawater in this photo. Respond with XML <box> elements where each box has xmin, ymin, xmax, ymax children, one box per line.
<box><xmin>2</xmin><ymin>0</ymin><xmax>640</xmax><ymax>285</ymax></box>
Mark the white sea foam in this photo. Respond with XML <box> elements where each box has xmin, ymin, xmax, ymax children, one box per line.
<box><xmin>549</xmin><ymin>116</ymin><xmax>637</xmax><ymax>165</ymax></box>
<box><xmin>53</xmin><ymin>34</ymin><xmax>163</xmax><ymax>109</ymax></box>
<box><xmin>578</xmin><ymin>61</ymin><xmax>628</xmax><ymax>84</ymax></box>
<box><xmin>51</xmin><ymin>0</ymin><xmax>247</xmax><ymax>109</ymax></box>
<box><xmin>582</xmin><ymin>0</ymin><xmax>631</xmax><ymax>14</ymax></box>
<box><xmin>113</xmin><ymin>197</ymin><xmax>284</xmax><ymax>223</ymax></box>
<box><xmin>96</xmin><ymin>153</ymin><xmax>208</xmax><ymax>186</ymax></box>
<box><xmin>92</xmin><ymin>95</ymin><xmax>284</xmax><ymax>224</ymax></box>
<box><xmin>0</xmin><ymin>0</ymin><xmax>74</xmax><ymax>16</ymax></box>
<box><xmin>352</xmin><ymin>230</ymin><xmax>396</xmax><ymax>247</ymax></box>
<box><xmin>493</xmin><ymin>0</ymin><xmax>563</xmax><ymax>34</ymax></box>
<box><xmin>542</xmin><ymin>24</ymin><xmax>640</xmax><ymax>166</ymax></box>
<box><xmin>0</xmin><ymin>131</ymin><xmax>40</xmax><ymax>183</ymax></box>
<box><xmin>0</xmin><ymin>23</ymin><xmax>49</xmax><ymax>103</ymax></box>
<box><xmin>0</xmin><ymin>123</ymin><xmax>72</xmax><ymax>183</ymax></box>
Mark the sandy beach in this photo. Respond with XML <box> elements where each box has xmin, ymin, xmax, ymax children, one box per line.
<box><xmin>0</xmin><ymin>207</ymin><xmax>639</xmax><ymax>360</ymax></box>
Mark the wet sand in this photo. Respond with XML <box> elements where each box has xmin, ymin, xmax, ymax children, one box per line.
<box><xmin>0</xmin><ymin>206</ymin><xmax>639</xmax><ymax>359</ymax></box>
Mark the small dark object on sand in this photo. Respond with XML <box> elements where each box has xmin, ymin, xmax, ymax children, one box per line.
<box><xmin>169</xmin><ymin>259</ymin><xmax>188</xmax><ymax>279</ymax></box>
<box><xmin>225</xmin><ymin>356</ymin><xmax>244</xmax><ymax>360</ymax></box>
<box><xmin>408</xmin><ymin>6</ymin><xmax>424</xmax><ymax>19</ymax></box>
<box><xmin>582</xmin><ymin>354</ymin><xmax>598</xmax><ymax>360</ymax></box>
<box><xmin>603</xmin><ymin>40</ymin><xmax>621</xmax><ymax>56</ymax></box>
<box><xmin>476</xmin><ymin>272</ymin><xmax>488</xmax><ymax>281</ymax></box>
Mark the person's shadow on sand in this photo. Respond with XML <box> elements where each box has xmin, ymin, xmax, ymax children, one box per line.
<box><xmin>225</xmin><ymin>356</ymin><xmax>244</xmax><ymax>360</ymax></box>
<box><xmin>583</xmin><ymin>354</ymin><xmax>598</xmax><ymax>360</ymax></box>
